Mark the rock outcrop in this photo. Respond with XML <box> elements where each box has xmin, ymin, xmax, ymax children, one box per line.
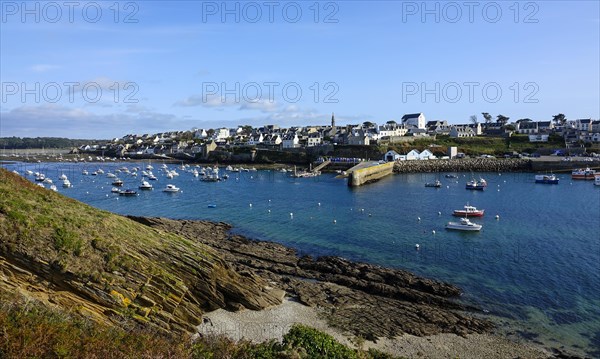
<box><xmin>128</xmin><ymin>216</ymin><xmax>495</xmax><ymax>340</ymax></box>
<box><xmin>0</xmin><ymin>169</ymin><xmax>283</xmax><ymax>333</ymax></box>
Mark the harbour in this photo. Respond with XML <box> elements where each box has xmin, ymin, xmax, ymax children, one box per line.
<box><xmin>4</xmin><ymin>161</ymin><xmax>600</xmax><ymax>357</ymax></box>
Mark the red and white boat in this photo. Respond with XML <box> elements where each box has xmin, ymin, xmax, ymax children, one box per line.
<box><xmin>453</xmin><ymin>204</ymin><xmax>485</xmax><ymax>217</ymax></box>
<box><xmin>572</xmin><ymin>168</ymin><xmax>597</xmax><ymax>180</ymax></box>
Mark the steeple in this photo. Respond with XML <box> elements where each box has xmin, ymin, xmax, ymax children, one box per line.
<box><xmin>331</xmin><ymin>112</ymin><xmax>335</xmax><ymax>128</ymax></box>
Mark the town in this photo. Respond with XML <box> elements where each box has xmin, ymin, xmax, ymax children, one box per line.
<box><xmin>71</xmin><ymin>113</ymin><xmax>599</xmax><ymax>163</ymax></box>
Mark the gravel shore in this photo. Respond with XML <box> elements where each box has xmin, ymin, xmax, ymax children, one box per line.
<box><xmin>197</xmin><ymin>298</ymin><xmax>551</xmax><ymax>359</ymax></box>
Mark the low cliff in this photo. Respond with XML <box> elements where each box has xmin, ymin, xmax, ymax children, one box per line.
<box><xmin>0</xmin><ymin>169</ymin><xmax>283</xmax><ymax>333</ymax></box>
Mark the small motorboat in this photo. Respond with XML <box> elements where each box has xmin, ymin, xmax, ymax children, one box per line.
<box><xmin>207</xmin><ymin>204</ymin><xmax>217</xmax><ymax>208</ymax></box>
<box><xmin>111</xmin><ymin>187</ymin><xmax>120</xmax><ymax>193</ymax></box>
<box><xmin>59</xmin><ymin>173</ymin><xmax>67</xmax><ymax>181</ymax></box>
<box><xmin>82</xmin><ymin>170</ymin><xmax>89</xmax><ymax>175</ymax></box>
<box><xmin>138</xmin><ymin>181</ymin><xmax>153</xmax><ymax>190</ymax></box>
<box><xmin>595</xmin><ymin>175</ymin><xmax>600</xmax><ymax>187</ymax></box>
<box><xmin>425</xmin><ymin>180</ymin><xmax>442</xmax><ymax>188</ymax></box>
<box><xmin>118</xmin><ymin>189</ymin><xmax>138</xmax><ymax>196</ymax></box>
<box><xmin>466</xmin><ymin>178</ymin><xmax>487</xmax><ymax>190</ymax></box>
<box><xmin>112</xmin><ymin>179</ymin><xmax>124</xmax><ymax>187</ymax></box>
<box><xmin>62</xmin><ymin>179</ymin><xmax>72</xmax><ymax>188</ymax></box>
<box><xmin>445</xmin><ymin>174</ymin><xmax>458</xmax><ymax>178</ymax></box>
<box><xmin>453</xmin><ymin>204</ymin><xmax>485</xmax><ymax>217</ymax></box>
<box><xmin>35</xmin><ymin>174</ymin><xmax>46</xmax><ymax>182</ymax></box>
<box><xmin>163</xmin><ymin>184</ymin><xmax>180</xmax><ymax>193</ymax></box>
<box><xmin>148</xmin><ymin>174</ymin><xmax>158</xmax><ymax>181</ymax></box>
<box><xmin>446</xmin><ymin>217</ymin><xmax>482</xmax><ymax>231</ymax></box>
<box><xmin>535</xmin><ymin>174</ymin><xmax>559</xmax><ymax>184</ymax></box>
<box><xmin>572</xmin><ymin>168</ymin><xmax>597</xmax><ymax>180</ymax></box>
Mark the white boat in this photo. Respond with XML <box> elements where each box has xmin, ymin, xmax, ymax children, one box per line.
<box><xmin>572</xmin><ymin>168</ymin><xmax>597</xmax><ymax>180</ymax></box>
<box><xmin>107</xmin><ymin>173</ymin><xmax>116</xmax><ymax>178</ymax></box>
<box><xmin>62</xmin><ymin>179</ymin><xmax>72</xmax><ymax>188</ymax></box>
<box><xmin>111</xmin><ymin>187</ymin><xmax>120</xmax><ymax>193</ymax></box>
<box><xmin>43</xmin><ymin>178</ymin><xmax>53</xmax><ymax>184</ymax></box>
<box><xmin>96</xmin><ymin>169</ymin><xmax>105</xmax><ymax>174</ymax></box>
<box><xmin>34</xmin><ymin>174</ymin><xmax>46</xmax><ymax>182</ymax></box>
<box><xmin>163</xmin><ymin>184</ymin><xmax>180</xmax><ymax>193</ymax></box>
<box><xmin>58</xmin><ymin>173</ymin><xmax>67</xmax><ymax>180</ymax></box>
<box><xmin>535</xmin><ymin>174</ymin><xmax>559</xmax><ymax>184</ymax></box>
<box><xmin>25</xmin><ymin>170</ymin><xmax>33</xmax><ymax>175</ymax></box>
<box><xmin>146</xmin><ymin>164</ymin><xmax>154</xmax><ymax>170</ymax></box>
<box><xmin>49</xmin><ymin>184</ymin><xmax>58</xmax><ymax>192</ymax></box>
<box><xmin>595</xmin><ymin>175</ymin><xmax>600</xmax><ymax>186</ymax></box>
<box><xmin>225</xmin><ymin>165</ymin><xmax>233</xmax><ymax>171</ymax></box>
<box><xmin>139</xmin><ymin>181</ymin><xmax>153</xmax><ymax>190</ymax></box>
<box><xmin>445</xmin><ymin>217</ymin><xmax>482</xmax><ymax>231</ymax></box>
<box><xmin>166</xmin><ymin>172</ymin><xmax>174</xmax><ymax>179</ymax></box>
<box><xmin>82</xmin><ymin>170</ymin><xmax>89</xmax><ymax>175</ymax></box>
<box><xmin>37</xmin><ymin>183</ymin><xmax>45</xmax><ymax>188</ymax></box>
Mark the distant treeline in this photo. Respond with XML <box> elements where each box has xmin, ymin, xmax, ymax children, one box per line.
<box><xmin>0</xmin><ymin>137</ymin><xmax>103</xmax><ymax>149</ymax></box>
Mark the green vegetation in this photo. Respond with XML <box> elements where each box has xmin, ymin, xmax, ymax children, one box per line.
<box><xmin>0</xmin><ymin>136</ymin><xmax>102</xmax><ymax>149</ymax></box>
<box><xmin>384</xmin><ymin>135</ymin><xmax>564</xmax><ymax>156</ymax></box>
<box><xmin>0</xmin><ymin>292</ymin><xmax>399</xmax><ymax>358</ymax></box>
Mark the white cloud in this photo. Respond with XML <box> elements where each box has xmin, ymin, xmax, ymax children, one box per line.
<box><xmin>30</xmin><ymin>64</ymin><xmax>61</xmax><ymax>73</ymax></box>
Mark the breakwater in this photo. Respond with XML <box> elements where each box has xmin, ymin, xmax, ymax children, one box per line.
<box><xmin>393</xmin><ymin>158</ymin><xmax>532</xmax><ymax>173</ymax></box>
<box><xmin>348</xmin><ymin>161</ymin><xmax>395</xmax><ymax>186</ymax></box>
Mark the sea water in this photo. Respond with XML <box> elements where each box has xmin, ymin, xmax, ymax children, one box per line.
<box><xmin>6</xmin><ymin>162</ymin><xmax>600</xmax><ymax>357</ymax></box>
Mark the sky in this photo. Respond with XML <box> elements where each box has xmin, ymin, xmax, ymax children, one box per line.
<box><xmin>0</xmin><ymin>0</ymin><xmax>599</xmax><ymax>139</ymax></box>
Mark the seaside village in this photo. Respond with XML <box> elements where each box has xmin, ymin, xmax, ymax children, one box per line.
<box><xmin>76</xmin><ymin>113</ymin><xmax>600</xmax><ymax>161</ymax></box>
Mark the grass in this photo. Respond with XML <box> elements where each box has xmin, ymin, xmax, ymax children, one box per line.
<box><xmin>0</xmin><ymin>292</ymin><xmax>401</xmax><ymax>359</ymax></box>
<box><xmin>383</xmin><ymin>134</ymin><xmax>565</xmax><ymax>156</ymax></box>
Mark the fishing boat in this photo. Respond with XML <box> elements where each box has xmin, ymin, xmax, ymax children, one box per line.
<box><xmin>118</xmin><ymin>189</ymin><xmax>138</xmax><ymax>196</ymax></box>
<box><xmin>425</xmin><ymin>180</ymin><xmax>442</xmax><ymax>188</ymax></box>
<box><xmin>446</xmin><ymin>217</ymin><xmax>482</xmax><ymax>231</ymax></box>
<box><xmin>453</xmin><ymin>204</ymin><xmax>485</xmax><ymax>217</ymax></box>
<box><xmin>148</xmin><ymin>173</ymin><xmax>158</xmax><ymax>181</ymax></box>
<box><xmin>163</xmin><ymin>184</ymin><xmax>180</xmax><ymax>193</ymax></box>
<box><xmin>594</xmin><ymin>175</ymin><xmax>600</xmax><ymax>186</ymax></box>
<box><xmin>138</xmin><ymin>181</ymin><xmax>153</xmax><ymax>190</ymax></box>
<box><xmin>112</xmin><ymin>179</ymin><xmax>124</xmax><ymax>187</ymax></box>
<box><xmin>466</xmin><ymin>178</ymin><xmax>487</xmax><ymax>190</ymax></box>
<box><xmin>572</xmin><ymin>168</ymin><xmax>597</xmax><ymax>180</ymax></box>
<box><xmin>535</xmin><ymin>174</ymin><xmax>559</xmax><ymax>184</ymax></box>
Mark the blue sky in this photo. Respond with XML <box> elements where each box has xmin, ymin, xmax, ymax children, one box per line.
<box><xmin>1</xmin><ymin>0</ymin><xmax>598</xmax><ymax>139</ymax></box>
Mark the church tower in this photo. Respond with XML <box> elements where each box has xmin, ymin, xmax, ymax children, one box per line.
<box><xmin>331</xmin><ymin>112</ymin><xmax>335</xmax><ymax>128</ymax></box>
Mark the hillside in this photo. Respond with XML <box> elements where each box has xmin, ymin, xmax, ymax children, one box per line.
<box><xmin>0</xmin><ymin>168</ymin><xmax>283</xmax><ymax>333</ymax></box>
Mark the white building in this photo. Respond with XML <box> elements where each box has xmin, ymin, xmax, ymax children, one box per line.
<box><xmin>418</xmin><ymin>149</ymin><xmax>436</xmax><ymax>160</ymax></box>
<box><xmin>306</xmin><ymin>133</ymin><xmax>323</xmax><ymax>147</ymax></box>
<box><xmin>405</xmin><ymin>149</ymin><xmax>420</xmax><ymax>160</ymax></box>
<box><xmin>383</xmin><ymin>150</ymin><xmax>401</xmax><ymax>162</ymax></box>
<box><xmin>450</xmin><ymin>126</ymin><xmax>476</xmax><ymax>138</ymax></box>
<box><xmin>282</xmin><ymin>133</ymin><xmax>300</xmax><ymax>149</ymax></box>
<box><xmin>214</xmin><ymin>128</ymin><xmax>230</xmax><ymax>140</ymax></box>
<box><xmin>401</xmin><ymin>113</ymin><xmax>426</xmax><ymax>129</ymax></box>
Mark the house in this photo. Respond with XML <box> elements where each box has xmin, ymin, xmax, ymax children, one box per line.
<box><xmin>383</xmin><ymin>150</ymin><xmax>401</xmax><ymax>162</ymax></box>
<box><xmin>418</xmin><ymin>149</ymin><xmax>436</xmax><ymax>160</ymax></box>
<box><xmin>426</xmin><ymin>120</ymin><xmax>450</xmax><ymax>136</ymax></box>
<box><xmin>405</xmin><ymin>149</ymin><xmax>420</xmax><ymax>161</ymax></box>
<box><xmin>214</xmin><ymin>128</ymin><xmax>230</xmax><ymax>140</ymax></box>
<box><xmin>537</xmin><ymin>121</ymin><xmax>554</xmax><ymax>133</ymax></box>
<box><xmin>347</xmin><ymin>130</ymin><xmax>370</xmax><ymax>145</ymax></box>
<box><xmin>401</xmin><ymin>113</ymin><xmax>426</xmax><ymax>129</ymax></box>
<box><xmin>450</xmin><ymin>126</ymin><xmax>476</xmax><ymax>138</ymax></box>
<box><xmin>406</xmin><ymin>128</ymin><xmax>429</xmax><ymax>137</ymax></box>
<box><xmin>575</xmin><ymin>119</ymin><xmax>592</xmax><ymax>131</ymax></box>
<box><xmin>483</xmin><ymin>123</ymin><xmax>505</xmax><ymax>136</ymax></box>
<box><xmin>247</xmin><ymin>133</ymin><xmax>263</xmax><ymax>146</ymax></box>
<box><xmin>378</xmin><ymin>123</ymin><xmax>408</xmax><ymax>137</ymax></box>
<box><xmin>517</xmin><ymin>121</ymin><xmax>538</xmax><ymax>134</ymax></box>
<box><xmin>282</xmin><ymin>133</ymin><xmax>300</xmax><ymax>149</ymax></box>
<box><xmin>591</xmin><ymin>120</ymin><xmax>600</xmax><ymax>132</ymax></box>
<box><xmin>262</xmin><ymin>134</ymin><xmax>282</xmax><ymax>146</ymax></box>
<box><xmin>306</xmin><ymin>133</ymin><xmax>323</xmax><ymax>147</ymax></box>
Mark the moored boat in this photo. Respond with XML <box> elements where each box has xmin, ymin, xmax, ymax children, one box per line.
<box><xmin>425</xmin><ymin>180</ymin><xmax>442</xmax><ymax>188</ymax></box>
<box><xmin>163</xmin><ymin>184</ymin><xmax>180</xmax><ymax>193</ymax></box>
<box><xmin>445</xmin><ymin>217</ymin><xmax>483</xmax><ymax>231</ymax></box>
<box><xmin>535</xmin><ymin>174</ymin><xmax>559</xmax><ymax>184</ymax></box>
<box><xmin>453</xmin><ymin>204</ymin><xmax>485</xmax><ymax>217</ymax></box>
<box><xmin>138</xmin><ymin>181</ymin><xmax>153</xmax><ymax>190</ymax></box>
<box><xmin>466</xmin><ymin>178</ymin><xmax>487</xmax><ymax>190</ymax></box>
<box><xmin>595</xmin><ymin>175</ymin><xmax>600</xmax><ymax>186</ymax></box>
<box><xmin>572</xmin><ymin>168</ymin><xmax>597</xmax><ymax>180</ymax></box>
<box><xmin>112</xmin><ymin>179</ymin><xmax>124</xmax><ymax>186</ymax></box>
<box><xmin>118</xmin><ymin>189</ymin><xmax>138</xmax><ymax>196</ymax></box>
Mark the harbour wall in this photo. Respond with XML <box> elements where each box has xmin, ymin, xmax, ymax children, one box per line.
<box><xmin>393</xmin><ymin>158</ymin><xmax>532</xmax><ymax>173</ymax></box>
<box><xmin>348</xmin><ymin>162</ymin><xmax>395</xmax><ymax>187</ymax></box>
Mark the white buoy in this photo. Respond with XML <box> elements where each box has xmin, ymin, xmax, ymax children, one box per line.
<box><xmin>290</xmin><ymin>212</ymin><xmax>293</xmax><ymax>217</ymax></box>
<box><xmin>438</xmin><ymin>211</ymin><xmax>441</xmax><ymax>215</ymax></box>
<box><xmin>447</xmin><ymin>186</ymin><xmax>450</xmax><ymax>188</ymax></box>
<box><xmin>318</xmin><ymin>202</ymin><xmax>321</xmax><ymax>206</ymax></box>
<box><xmin>417</xmin><ymin>217</ymin><xmax>421</xmax><ymax>221</ymax></box>
<box><xmin>249</xmin><ymin>203</ymin><xmax>252</xmax><ymax>207</ymax></box>
<box><xmin>368</xmin><ymin>213</ymin><xmax>372</xmax><ymax>217</ymax></box>
<box><xmin>432</xmin><ymin>230</ymin><xmax>436</xmax><ymax>235</ymax></box>
<box><xmin>361</xmin><ymin>208</ymin><xmax>365</xmax><ymax>213</ymax></box>
<box><xmin>268</xmin><ymin>209</ymin><xmax>271</xmax><ymax>213</ymax></box>
<box><xmin>268</xmin><ymin>199</ymin><xmax>271</xmax><ymax>202</ymax></box>
<box><xmin>415</xmin><ymin>244</ymin><xmax>420</xmax><ymax>249</ymax></box>
<box><xmin>495</xmin><ymin>214</ymin><xmax>500</xmax><ymax>220</ymax></box>
<box><xmin>333</xmin><ymin>219</ymin><xmax>336</xmax><ymax>224</ymax></box>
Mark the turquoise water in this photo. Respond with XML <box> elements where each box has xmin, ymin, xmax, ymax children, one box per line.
<box><xmin>5</xmin><ymin>162</ymin><xmax>600</xmax><ymax>356</ymax></box>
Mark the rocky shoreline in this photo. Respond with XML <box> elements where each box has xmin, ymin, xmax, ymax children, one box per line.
<box><xmin>394</xmin><ymin>158</ymin><xmax>532</xmax><ymax>173</ymax></box>
<box><xmin>128</xmin><ymin>217</ymin><xmax>495</xmax><ymax>338</ymax></box>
